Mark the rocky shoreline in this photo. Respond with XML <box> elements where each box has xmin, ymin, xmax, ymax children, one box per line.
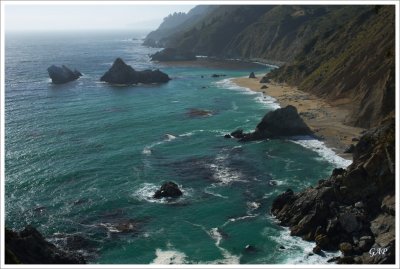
<box><xmin>5</xmin><ymin>226</ymin><xmax>86</xmax><ymax>264</ymax></box>
<box><xmin>271</xmin><ymin>117</ymin><xmax>395</xmax><ymax>264</ymax></box>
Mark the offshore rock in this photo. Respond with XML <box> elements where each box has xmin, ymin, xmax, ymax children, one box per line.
<box><xmin>5</xmin><ymin>226</ymin><xmax>85</xmax><ymax>264</ymax></box>
<box><xmin>154</xmin><ymin>181</ymin><xmax>183</xmax><ymax>199</ymax></box>
<box><xmin>47</xmin><ymin>65</ymin><xmax>82</xmax><ymax>84</ymax></box>
<box><xmin>100</xmin><ymin>58</ymin><xmax>170</xmax><ymax>85</ymax></box>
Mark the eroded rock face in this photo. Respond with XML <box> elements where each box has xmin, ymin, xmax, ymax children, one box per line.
<box><xmin>271</xmin><ymin>118</ymin><xmax>395</xmax><ymax>264</ymax></box>
<box><xmin>154</xmin><ymin>181</ymin><xmax>183</xmax><ymax>199</ymax></box>
<box><xmin>100</xmin><ymin>58</ymin><xmax>170</xmax><ymax>85</ymax></box>
<box><xmin>150</xmin><ymin>48</ymin><xmax>196</xmax><ymax>62</ymax></box>
<box><xmin>5</xmin><ymin>226</ymin><xmax>86</xmax><ymax>264</ymax></box>
<box><xmin>47</xmin><ymin>65</ymin><xmax>82</xmax><ymax>84</ymax></box>
<box><xmin>234</xmin><ymin>106</ymin><xmax>313</xmax><ymax>141</ymax></box>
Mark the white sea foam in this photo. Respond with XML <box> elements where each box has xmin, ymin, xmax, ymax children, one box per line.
<box><xmin>164</xmin><ymin>134</ymin><xmax>176</xmax><ymax>141</ymax></box>
<box><xmin>290</xmin><ymin>137</ymin><xmax>352</xmax><ymax>168</ymax></box>
<box><xmin>209</xmin><ymin>228</ymin><xmax>241</xmax><ymax>264</ymax></box>
<box><xmin>214</xmin><ymin>78</ymin><xmax>280</xmax><ymax>109</ymax></box>
<box><xmin>223</xmin><ymin>215</ymin><xmax>258</xmax><ymax>227</ymax></box>
<box><xmin>208</xmin><ymin>154</ymin><xmax>246</xmax><ymax>184</ymax></box>
<box><xmin>142</xmin><ymin>134</ymin><xmax>178</xmax><ymax>155</ymax></box>
<box><xmin>204</xmin><ymin>185</ymin><xmax>228</xmax><ymax>199</ymax></box>
<box><xmin>152</xmin><ymin>248</ymin><xmax>188</xmax><ymax>264</ymax></box>
<box><xmin>142</xmin><ymin>147</ymin><xmax>152</xmax><ymax>155</ymax></box>
<box><xmin>179</xmin><ymin>129</ymin><xmax>205</xmax><ymax>137</ymax></box>
<box><xmin>231</xmin><ymin>101</ymin><xmax>238</xmax><ymax>110</ymax></box>
<box><xmin>268</xmin><ymin>226</ymin><xmax>340</xmax><ymax>264</ymax></box>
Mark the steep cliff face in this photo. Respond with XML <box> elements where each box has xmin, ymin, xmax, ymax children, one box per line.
<box><xmin>269</xmin><ymin>6</ymin><xmax>395</xmax><ymax>128</ymax></box>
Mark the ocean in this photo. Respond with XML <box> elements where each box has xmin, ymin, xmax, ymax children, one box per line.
<box><xmin>4</xmin><ymin>30</ymin><xmax>350</xmax><ymax>264</ymax></box>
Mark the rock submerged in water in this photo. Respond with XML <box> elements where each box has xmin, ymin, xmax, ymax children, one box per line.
<box><xmin>5</xmin><ymin>226</ymin><xmax>85</xmax><ymax>264</ymax></box>
<box><xmin>231</xmin><ymin>105</ymin><xmax>313</xmax><ymax>141</ymax></box>
<box><xmin>150</xmin><ymin>48</ymin><xmax>197</xmax><ymax>61</ymax></box>
<box><xmin>187</xmin><ymin>108</ymin><xmax>213</xmax><ymax>118</ymax></box>
<box><xmin>211</xmin><ymin>74</ymin><xmax>226</xmax><ymax>78</ymax></box>
<box><xmin>100</xmin><ymin>58</ymin><xmax>170</xmax><ymax>85</ymax></box>
<box><xmin>153</xmin><ymin>181</ymin><xmax>183</xmax><ymax>199</ymax></box>
<box><xmin>47</xmin><ymin>65</ymin><xmax>82</xmax><ymax>84</ymax></box>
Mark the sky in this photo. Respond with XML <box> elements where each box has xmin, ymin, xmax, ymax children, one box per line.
<box><xmin>4</xmin><ymin>4</ymin><xmax>196</xmax><ymax>32</ymax></box>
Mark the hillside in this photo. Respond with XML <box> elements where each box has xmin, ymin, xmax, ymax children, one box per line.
<box><xmin>268</xmin><ymin>6</ymin><xmax>395</xmax><ymax>128</ymax></box>
<box><xmin>145</xmin><ymin>5</ymin><xmax>395</xmax><ymax>129</ymax></box>
<box><xmin>143</xmin><ymin>5</ymin><xmax>215</xmax><ymax>47</ymax></box>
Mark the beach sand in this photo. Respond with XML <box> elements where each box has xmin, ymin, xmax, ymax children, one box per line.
<box><xmin>232</xmin><ymin>76</ymin><xmax>365</xmax><ymax>159</ymax></box>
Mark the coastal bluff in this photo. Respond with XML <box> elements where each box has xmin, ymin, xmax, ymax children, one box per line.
<box><xmin>271</xmin><ymin>118</ymin><xmax>395</xmax><ymax>264</ymax></box>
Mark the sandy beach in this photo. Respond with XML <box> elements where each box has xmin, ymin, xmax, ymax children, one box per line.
<box><xmin>232</xmin><ymin>75</ymin><xmax>365</xmax><ymax>159</ymax></box>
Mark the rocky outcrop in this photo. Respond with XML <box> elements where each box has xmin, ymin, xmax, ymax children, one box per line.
<box><xmin>100</xmin><ymin>58</ymin><xmax>170</xmax><ymax>85</ymax></box>
<box><xmin>154</xmin><ymin>181</ymin><xmax>183</xmax><ymax>199</ymax></box>
<box><xmin>249</xmin><ymin>72</ymin><xmax>256</xmax><ymax>78</ymax></box>
<box><xmin>271</xmin><ymin>118</ymin><xmax>395</xmax><ymax>264</ymax></box>
<box><xmin>235</xmin><ymin>105</ymin><xmax>313</xmax><ymax>141</ymax></box>
<box><xmin>259</xmin><ymin>76</ymin><xmax>270</xmax><ymax>83</ymax></box>
<box><xmin>47</xmin><ymin>65</ymin><xmax>82</xmax><ymax>84</ymax></box>
<box><xmin>5</xmin><ymin>226</ymin><xmax>86</xmax><ymax>264</ymax></box>
<box><xmin>150</xmin><ymin>48</ymin><xmax>196</xmax><ymax>61</ymax></box>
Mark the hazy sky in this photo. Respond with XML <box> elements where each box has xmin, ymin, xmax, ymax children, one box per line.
<box><xmin>5</xmin><ymin>4</ymin><xmax>196</xmax><ymax>32</ymax></box>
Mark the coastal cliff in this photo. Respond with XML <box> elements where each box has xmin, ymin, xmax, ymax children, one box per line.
<box><xmin>145</xmin><ymin>5</ymin><xmax>395</xmax><ymax>129</ymax></box>
<box><xmin>271</xmin><ymin>117</ymin><xmax>395</xmax><ymax>264</ymax></box>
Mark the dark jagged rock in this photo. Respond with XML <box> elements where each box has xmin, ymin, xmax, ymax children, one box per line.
<box><xmin>5</xmin><ymin>226</ymin><xmax>85</xmax><ymax>264</ymax></box>
<box><xmin>150</xmin><ymin>48</ymin><xmax>196</xmax><ymax>61</ymax></box>
<box><xmin>100</xmin><ymin>58</ymin><xmax>170</xmax><ymax>85</ymax></box>
<box><xmin>235</xmin><ymin>106</ymin><xmax>312</xmax><ymax>141</ymax></box>
<box><xmin>249</xmin><ymin>72</ymin><xmax>256</xmax><ymax>78</ymax></box>
<box><xmin>224</xmin><ymin>134</ymin><xmax>232</xmax><ymax>139</ymax></box>
<box><xmin>230</xmin><ymin>129</ymin><xmax>244</xmax><ymax>139</ymax></box>
<box><xmin>261</xmin><ymin>85</ymin><xmax>268</xmax><ymax>89</ymax></box>
<box><xmin>344</xmin><ymin>144</ymin><xmax>355</xmax><ymax>153</ymax></box>
<box><xmin>271</xmin><ymin>118</ymin><xmax>395</xmax><ymax>264</ymax></box>
<box><xmin>154</xmin><ymin>181</ymin><xmax>183</xmax><ymax>199</ymax></box>
<box><xmin>259</xmin><ymin>76</ymin><xmax>270</xmax><ymax>83</ymax></box>
<box><xmin>47</xmin><ymin>65</ymin><xmax>81</xmax><ymax>84</ymax></box>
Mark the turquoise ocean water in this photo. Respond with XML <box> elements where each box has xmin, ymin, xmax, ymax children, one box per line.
<box><xmin>5</xmin><ymin>31</ymin><xmax>350</xmax><ymax>264</ymax></box>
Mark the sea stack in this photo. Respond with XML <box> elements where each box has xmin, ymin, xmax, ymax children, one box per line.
<box><xmin>47</xmin><ymin>65</ymin><xmax>82</xmax><ymax>84</ymax></box>
<box><xmin>235</xmin><ymin>105</ymin><xmax>313</xmax><ymax>141</ymax></box>
<box><xmin>100</xmin><ymin>58</ymin><xmax>170</xmax><ymax>85</ymax></box>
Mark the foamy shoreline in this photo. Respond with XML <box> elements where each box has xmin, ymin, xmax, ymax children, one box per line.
<box><xmin>230</xmin><ymin>75</ymin><xmax>365</xmax><ymax>163</ymax></box>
